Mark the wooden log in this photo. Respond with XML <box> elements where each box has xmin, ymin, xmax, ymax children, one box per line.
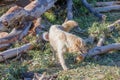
<box><xmin>81</xmin><ymin>43</ymin><xmax>120</xmax><ymax>60</ymax></box>
<box><xmin>0</xmin><ymin>22</ymin><xmax>32</xmax><ymax>44</ymax></box>
<box><xmin>0</xmin><ymin>42</ymin><xmax>34</xmax><ymax>62</ymax></box>
<box><xmin>86</xmin><ymin>43</ymin><xmax>120</xmax><ymax>57</ymax></box>
<box><xmin>0</xmin><ymin>0</ymin><xmax>56</xmax><ymax>31</ymax></box>
<box><xmin>0</xmin><ymin>22</ymin><xmax>32</xmax><ymax>50</ymax></box>
<box><xmin>81</xmin><ymin>0</ymin><xmax>106</xmax><ymax>21</ymax></box>
<box><xmin>0</xmin><ymin>44</ymin><xmax>10</xmax><ymax>51</ymax></box>
<box><xmin>0</xmin><ymin>31</ymin><xmax>48</xmax><ymax>62</ymax></box>
<box><xmin>0</xmin><ymin>29</ymin><xmax>22</xmax><ymax>44</ymax></box>
<box><xmin>94</xmin><ymin>1</ymin><xmax>120</xmax><ymax>7</ymax></box>
<box><xmin>66</xmin><ymin>0</ymin><xmax>73</xmax><ymax>21</ymax></box>
<box><xmin>95</xmin><ymin>5</ymin><xmax>120</xmax><ymax>12</ymax></box>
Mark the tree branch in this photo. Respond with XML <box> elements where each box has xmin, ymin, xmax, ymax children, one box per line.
<box><xmin>95</xmin><ymin>5</ymin><xmax>120</xmax><ymax>13</ymax></box>
<box><xmin>107</xmin><ymin>19</ymin><xmax>120</xmax><ymax>32</ymax></box>
<box><xmin>0</xmin><ymin>0</ymin><xmax>56</xmax><ymax>31</ymax></box>
<box><xmin>94</xmin><ymin>1</ymin><xmax>120</xmax><ymax>7</ymax></box>
<box><xmin>81</xmin><ymin>0</ymin><xmax>106</xmax><ymax>21</ymax></box>
<box><xmin>0</xmin><ymin>22</ymin><xmax>32</xmax><ymax>50</ymax></box>
<box><xmin>66</xmin><ymin>0</ymin><xmax>73</xmax><ymax>21</ymax></box>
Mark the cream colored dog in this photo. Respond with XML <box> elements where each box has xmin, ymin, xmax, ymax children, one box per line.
<box><xmin>49</xmin><ymin>20</ymin><xmax>87</xmax><ymax>70</ymax></box>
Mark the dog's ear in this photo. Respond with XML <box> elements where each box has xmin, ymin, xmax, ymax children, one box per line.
<box><xmin>42</xmin><ymin>32</ymin><xmax>49</xmax><ymax>41</ymax></box>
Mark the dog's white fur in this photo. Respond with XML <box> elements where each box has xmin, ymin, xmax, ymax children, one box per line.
<box><xmin>49</xmin><ymin>20</ymin><xmax>87</xmax><ymax>70</ymax></box>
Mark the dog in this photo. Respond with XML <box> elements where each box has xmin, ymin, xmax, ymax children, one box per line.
<box><xmin>48</xmin><ymin>20</ymin><xmax>87</xmax><ymax>70</ymax></box>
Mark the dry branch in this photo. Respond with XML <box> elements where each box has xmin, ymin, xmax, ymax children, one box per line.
<box><xmin>0</xmin><ymin>30</ymin><xmax>48</xmax><ymax>62</ymax></box>
<box><xmin>87</xmin><ymin>43</ymin><xmax>120</xmax><ymax>57</ymax></box>
<box><xmin>107</xmin><ymin>19</ymin><xmax>120</xmax><ymax>32</ymax></box>
<box><xmin>81</xmin><ymin>43</ymin><xmax>120</xmax><ymax>60</ymax></box>
<box><xmin>0</xmin><ymin>29</ymin><xmax>22</xmax><ymax>44</ymax></box>
<box><xmin>95</xmin><ymin>5</ymin><xmax>120</xmax><ymax>12</ymax></box>
<box><xmin>0</xmin><ymin>0</ymin><xmax>56</xmax><ymax>31</ymax></box>
<box><xmin>94</xmin><ymin>1</ymin><xmax>120</xmax><ymax>7</ymax></box>
<box><xmin>81</xmin><ymin>0</ymin><xmax>106</xmax><ymax>21</ymax></box>
<box><xmin>0</xmin><ymin>22</ymin><xmax>32</xmax><ymax>50</ymax></box>
<box><xmin>0</xmin><ymin>42</ymin><xmax>34</xmax><ymax>62</ymax></box>
<box><xmin>0</xmin><ymin>44</ymin><xmax>10</xmax><ymax>51</ymax></box>
<box><xmin>0</xmin><ymin>22</ymin><xmax>32</xmax><ymax>44</ymax></box>
<box><xmin>66</xmin><ymin>0</ymin><xmax>73</xmax><ymax>21</ymax></box>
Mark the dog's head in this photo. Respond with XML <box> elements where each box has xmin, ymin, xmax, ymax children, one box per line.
<box><xmin>62</xmin><ymin>20</ymin><xmax>79</xmax><ymax>32</ymax></box>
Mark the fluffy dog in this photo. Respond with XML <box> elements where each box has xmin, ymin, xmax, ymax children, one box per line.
<box><xmin>49</xmin><ymin>20</ymin><xmax>87</xmax><ymax>70</ymax></box>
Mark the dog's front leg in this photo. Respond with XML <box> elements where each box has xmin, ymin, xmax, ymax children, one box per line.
<box><xmin>57</xmin><ymin>50</ymin><xmax>68</xmax><ymax>71</ymax></box>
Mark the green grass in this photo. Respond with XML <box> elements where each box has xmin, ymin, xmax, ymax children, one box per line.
<box><xmin>0</xmin><ymin>1</ymin><xmax>120</xmax><ymax>80</ymax></box>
